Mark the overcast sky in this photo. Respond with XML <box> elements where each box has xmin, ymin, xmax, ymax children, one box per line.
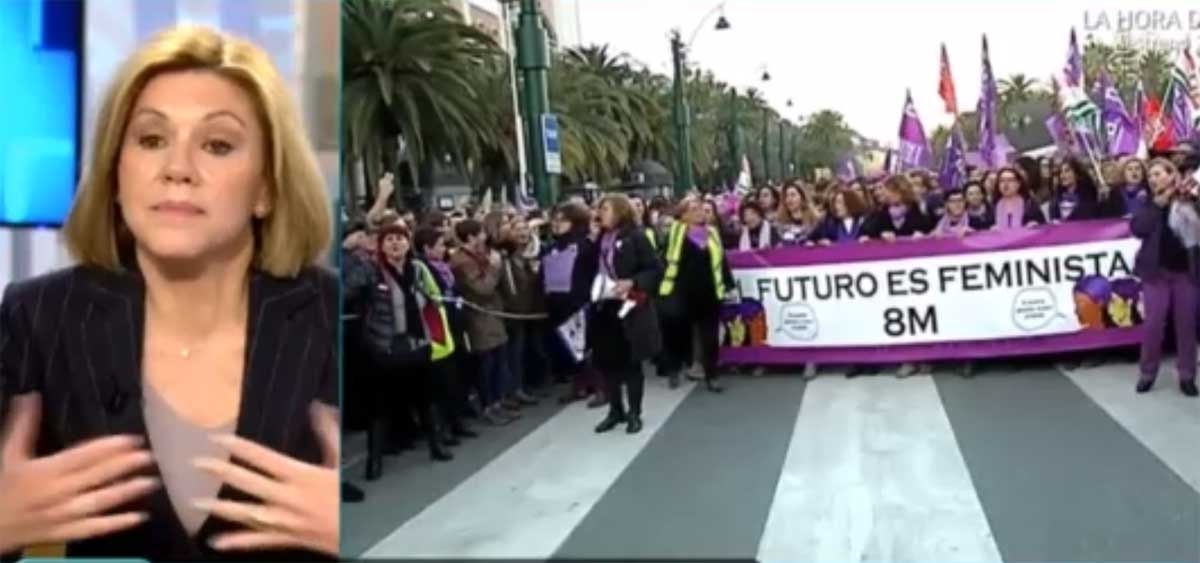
<box><xmin>481</xmin><ymin>0</ymin><xmax>1200</xmax><ymax>145</ymax></box>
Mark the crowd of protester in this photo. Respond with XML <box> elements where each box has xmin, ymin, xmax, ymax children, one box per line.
<box><xmin>340</xmin><ymin>144</ymin><xmax>1200</xmax><ymax>478</ymax></box>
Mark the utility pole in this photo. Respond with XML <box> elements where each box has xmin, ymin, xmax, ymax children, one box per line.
<box><xmin>670</xmin><ymin>30</ymin><xmax>693</xmax><ymax>196</ymax></box>
<box><xmin>778</xmin><ymin>120</ymin><xmax>786</xmax><ymax>180</ymax></box>
<box><xmin>726</xmin><ymin>87</ymin><xmax>739</xmax><ymax>188</ymax></box>
<box><xmin>516</xmin><ymin>0</ymin><xmax>556</xmax><ymax>206</ymax></box>
<box><xmin>761</xmin><ymin>112</ymin><xmax>770</xmax><ymax>184</ymax></box>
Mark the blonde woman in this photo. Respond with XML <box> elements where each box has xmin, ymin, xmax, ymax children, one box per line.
<box><xmin>0</xmin><ymin>27</ymin><xmax>338</xmax><ymax>560</ymax></box>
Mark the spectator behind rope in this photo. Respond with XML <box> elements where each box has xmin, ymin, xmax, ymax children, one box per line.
<box><xmin>543</xmin><ymin>202</ymin><xmax>602</xmax><ymax>405</ymax></box>
<box><xmin>344</xmin><ymin>225</ymin><xmax>455</xmax><ymax>463</ymax></box>
<box><xmin>863</xmin><ymin>174</ymin><xmax>933</xmax><ymax>240</ymax></box>
<box><xmin>1131</xmin><ymin>158</ymin><xmax>1199</xmax><ymax>397</ymax></box>
<box><xmin>413</xmin><ymin>226</ymin><xmax>478</xmax><ymax>444</ymax></box>
<box><xmin>736</xmin><ymin>201</ymin><xmax>781</xmax><ymax>250</ymax></box>
<box><xmin>497</xmin><ymin>216</ymin><xmax>544</xmax><ymax>407</ymax></box>
<box><xmin>991</xmin><ymin>167</ymin><xmax>1048</xmax><ymax>230</ymax></box>
<box><xmin>449</xmin><ymin>219</ymin><xmax>515</xmax><ymax>426</ymax></box>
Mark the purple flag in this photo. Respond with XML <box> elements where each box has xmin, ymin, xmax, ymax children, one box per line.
<box><xmin>897</xmin><ymin>89</ymin><xmax>932</xmax><ymax>170</ymax></box>
<box><xmin>938</xmin><ymin>124</ymin><xmax>967</xmax><ymax>190</ymax></box>
<box><xmin>1099</xmin><ymin>73</ymin><xmax>1139</xmax><ymax>156</ymax></box>
<box><xmin>1045</xmin><ymin>113</ymin><xmax>1070</xmax><ymax>154</ymax></box>
<box><xmin>978</xmin><ymin>35</ymin><xmax>999</xmax><ymax>168</ymax></box>
<box><xmin>835</xmin><ymin>154</ymin><xmax>860</xmax><ymax>182</ymax></box>
<box><xmin>1167</xmin><ymin>79</ymin><xmax>1195</xmax><ymax>142</ymax></box>
<box><xmin>1064</xmin><ymin>28</ymin><xmax>1083</xmax><ymax>88</ymax></box>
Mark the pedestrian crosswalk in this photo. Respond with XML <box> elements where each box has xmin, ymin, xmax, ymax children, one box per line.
<box><xmin>343</xmin><ymin>361</ymin><xmax>1200</xmax><ymax>562</ymax></box>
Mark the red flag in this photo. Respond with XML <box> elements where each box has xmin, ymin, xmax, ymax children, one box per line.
<box><xmin>938</xmin><ymin>43</ymin><xmax>959</xmax><ymax>116</ymax></box>
<box><xmin>1141</xmin><ymin>93</ymin><xmax>1175</xmax><ymax>151</ymax></box>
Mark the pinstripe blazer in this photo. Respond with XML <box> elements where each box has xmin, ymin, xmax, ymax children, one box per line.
<box><xmin>0</xmin><ymin>265</ymin><xmax>338</xmax><ymax>562</ymax></box>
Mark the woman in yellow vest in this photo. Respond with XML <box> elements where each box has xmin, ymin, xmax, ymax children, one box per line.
<box><xmin>413</xmin><ymin>226</ymin><xmax>479</xmax><ymax>444</ymax></box>
<box><xmin>659</xmin><ymin>196</ymin><xmax>737</xmax><ymax>392</ymax></box>
<box><xmin>344</xmin><ymin>225</ymin><xmax>455</xmax><ymax>470</ymax></box>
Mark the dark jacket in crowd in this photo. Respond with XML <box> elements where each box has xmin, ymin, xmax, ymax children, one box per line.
<box><xmin>342</xmin><ymin>257</ymin><xmax>428</xmax><ymax>367</ymax></box>
<box><xmin>499</xmin><ymin>245</ymin><xmax>544</xmax><ymax>316</ymax></box>
<box><xmin>988</xmin><ymin>197</ymin><xmax>1048</xmax><ymax>229</ymax></box>
<box><xmin>449</xmin><ymin>247</ymin><xmax>507</xmax><ymax>353</ymax></box>
<box><xmin>588</xmin><ymin>225</ymin><xmax>664</xmax><ymax>369</ymax></box>
<box><xmin>1048</xmin><ymin>187</ymin><xmax>1127</xmax><ymax>221</ymax></box>
<box><xmin>666</xmin><ymin>226</ymin><xmax>736</xmax><ymax>314</ymax></box>
<box><xmin>811</xmin><ymin>215</ymin><xmax>867</xmax><ymax>243</ymax></box>
<box><xmin>1131</xmin><ymin>202</ymin><xmax>1200</xmax><ymax>281</ymax></box>
<box><xmin>733</xmin><ymin>221</ymin><xmax>782</xmax><ymax>250</ymax></box>
<box><xmin>863</xmin><ymin>205</ymin><xmax>933</xmax><ymax>238</ymax></box>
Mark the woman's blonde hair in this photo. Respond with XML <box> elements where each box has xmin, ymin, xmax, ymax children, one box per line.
<box><xmin>62</xmin><ymin>25</ymin><xmax>331</xmax><ymax>278</ymax></box>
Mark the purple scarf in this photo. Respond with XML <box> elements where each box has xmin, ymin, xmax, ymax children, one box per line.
<box><xmin>687</xmin><ymin>225</ymin><xmax>709</xmax><ymax>249</ymax></box>
<box><xmin>1058</xmin><ymin>191</ymin><xmax>1078</xmax><ymax>219</ymax></box>
<box><xmin>427</xmin><ymin>258</ymin><xmax>456</xmax><ymax>293</ymax></box>
<box><xmin>600</xmin><ymin>230</ymin><xmax>618</xmax><ymax>275</ymax></box>
<box><xmin>936</xmin><ymin>213</ymin><xmax>970</xmax><ymax>237</ymax></box>
<box><xmin>994</xmin><ymin>197</ymin><xmax>1025</xmax><ymax>230</ymax></box>
<box><xmin>834</xmin><ymin>217</ymin><xmax>862</xmax><ymax>242</ymax></box>
<box><xmin>1123</xmin><ymin>184</ymin><xmax>1148</xmax><ymax>216</ymax></box>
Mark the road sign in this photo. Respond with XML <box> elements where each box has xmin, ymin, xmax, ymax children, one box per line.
<box><xmin>542</xmin><ymin>113</ymin><xmax>561</xmax><ymax>174</ymax></box>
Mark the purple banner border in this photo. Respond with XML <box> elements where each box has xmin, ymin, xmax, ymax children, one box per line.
<box><xmin>722</xmin><ymin>220</ymin><xmax>1142</xmax><ymax>365</ymax></box>
<box><xmin>727</xmin><ymin>219</ymin><xmax>1132</xmax><ymax>269</ymax></box>
<box><xmin>720</xmin><ymin>327</ymin><xmax>1143</xmax><ymax>365</ymax></box>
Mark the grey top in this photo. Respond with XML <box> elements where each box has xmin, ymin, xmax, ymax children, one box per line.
<box><xmin>142</xmin><ymin>383</ymin><xmax>236</xmax><ymax>537</ymax></box>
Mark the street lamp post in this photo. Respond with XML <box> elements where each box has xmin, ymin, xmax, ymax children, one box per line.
<box><xmin>759</xmin><ymin>66</ymin><xmax>770</xmax><ymax>183</ymax></box>
<box><xmin>515</xmin><ymin>0</ymin><xmax>556</xmax><ymax>206</ymax></box>
<box><xmin>670</xmin><ymin>31</ymin><xmax>692</xmax><ymax>196</ymax></box>
<box><xmin>669</xmin><ymin>2</ymin><xmax>730</xmax><ymax>197</ymax></box>
<box><xmin>726</xmin><ymin>87</ymin><xmax>740</xmax><ymax>189</ymax></box>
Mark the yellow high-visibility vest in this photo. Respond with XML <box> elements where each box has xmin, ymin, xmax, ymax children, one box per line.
<box><xmin>413</xmin><ymin>261</ymin><xmax>456</xmax><ymax>361</ymax></box>
<box><xmin>659</xmin><ymin>222</ymin><xmax>725</xmax><ymax>299</ymax></box>
<box><xmin>644</xmin><ymin>227</ymin><xmax>658</xmax><ymax>250</ymax></box>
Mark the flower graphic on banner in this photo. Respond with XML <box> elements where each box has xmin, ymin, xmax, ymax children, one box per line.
<box><xmin>1072</xmin><ymin>275</ymin><xmax>1143</xmax><ymax>330</ymax></box>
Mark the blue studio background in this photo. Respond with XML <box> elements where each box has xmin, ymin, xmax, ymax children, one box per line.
<box><xmin>0</xmin><ymin>0</ymin><xmax>81</xmax><ymax>227</ymax></box>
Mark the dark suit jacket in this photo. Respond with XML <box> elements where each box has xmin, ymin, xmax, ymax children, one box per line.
<box><xmin>0</xmin><ymin>265</ymin><xmax>337</xmax><ymax>562</ymax></box>
<box><xmin>589</xmin><ymin>226</ymin><xmax>664</xmax><ymax>366</ymax></box>
<box><xmin>1131</xmin><ymin>203</ymin><xmax>1200</xmax><ymax>281</ymax></box>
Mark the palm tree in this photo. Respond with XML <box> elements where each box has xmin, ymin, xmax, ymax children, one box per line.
<box><xmin>1140</xmin><ymin>48</ymin><xmax>1172</xmax><ymax>97</ymax></box>
<box><xmin>342</xmin><ymin>0</ymin><xmax>501</xmax><ymax>212</ymax></box>
<box><xmin>999</xmin><ymin>74</ymin><xmax>1041</xmax><ymax>105</ymax></box>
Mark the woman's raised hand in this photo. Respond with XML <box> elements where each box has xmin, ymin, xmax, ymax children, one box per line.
<box><xmin>0</xmin><ymin>395</ymin><xmax>159</xmax><ymax>553</ymax></box>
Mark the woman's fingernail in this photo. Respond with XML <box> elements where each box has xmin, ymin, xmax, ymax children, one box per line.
<box><xmin>191</xmin><ymin>498</ymin><xmax>215</xmax><ymax>510</ymax></box>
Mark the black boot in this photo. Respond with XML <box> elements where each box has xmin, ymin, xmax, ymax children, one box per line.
<box><xmin>365</xmin><ymin>454</ymin><xmax>382</xmax><ymax>481</ymax></box>
<box><xmin>595</xmin><ymin>411</ymin><xmax>627</xmax><ymax>433</ymax></box>
<box><xmin>626</xmin><ymin>412</ymin><xmax>643</xmax><ymax>434</ymax></box>
<box><xmin>342</xmin><ymin>482</ymin><xmax>365</xmax><ymax>503</ymax></box>
<box><xmin>1181</xmin><ymin>379</ymin><xmax>1198</xmax><ymax>397</ymax></box>
<box><xmin>452</xmin><ymin>424</ymin><xmax>479</xmax><ymax>438</ymax></box>
<box><xmin>1136</xmin><ymin>377</ymin><xmax>1155</xmax><ymax>394</ymax></box>
<box><xmin>430</xmin><ymin>444</ymin><xmax>453</xmax><ymax>462</ymax></box>
<box><xmin>705</xmin><ymin>378</ymin><xmax>725</xmax><ymax>393</ymax></box>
